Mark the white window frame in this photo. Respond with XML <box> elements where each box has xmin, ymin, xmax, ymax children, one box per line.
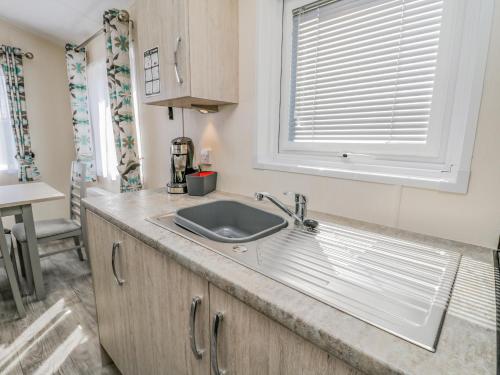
<box><xmin>254</xmin><ymin>0</ymin><xmax>494</xmax><ymax>193</ymax></box>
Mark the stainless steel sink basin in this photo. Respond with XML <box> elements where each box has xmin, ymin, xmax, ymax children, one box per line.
<box><xmin>174</xmin><ymin>200</ymin><xmax>288</xmax><ymax>243</ymax></box>
<box><xmin>148</xmin><ymin>203</ymin><xmax>461</xmax><ymax>351</ymax></box>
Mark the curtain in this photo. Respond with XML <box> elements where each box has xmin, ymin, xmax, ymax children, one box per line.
<box><xmin>0</xmin><ymin>45</ymin><xmax>40</xmax><ymax>182</ymax></box>
<box><xmin>103</xmin><ymin>9</ymin><xmax>142</xmax><ymax>193</ymax></box>
<box><xmin>65</xmin><ymin>44</ymin><xmax>97</xmax><ymax>182</ymax></box>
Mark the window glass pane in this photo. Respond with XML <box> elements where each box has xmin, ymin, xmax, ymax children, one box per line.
<box><xmin>288</xmin><ymin>0</ymin><xmax>444</xmax><ymax>145</ymax></box>
<box><xmin>0</xmin><ymin>69</ymin><xmax>17</xmax><ymax>172</ymax></box>
<box><xmin>87</xmin><ymin>60</ymin><xmax>118</xmax><ymax>180</ymax></box>
<box><xmin>129</xmin><ymin>40</ymin><xmax>143</xmax><ymax>180</ymax></box>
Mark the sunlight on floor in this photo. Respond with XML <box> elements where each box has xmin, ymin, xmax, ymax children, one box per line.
<box><xmin>0</xmin><ymin>298</ymin><xmax>67</xmax><ymax>370</ymax></box>
<box><xmin>32</xmin><ymin>325</ymin><xmax>87</xmax><ymax>375</ymax></box>
<box><xmin>0</xmin><ymin>298</ymin><xmax>77</xmax><ymax>374</ymax></box>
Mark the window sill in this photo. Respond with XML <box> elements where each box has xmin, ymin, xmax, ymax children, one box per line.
<box><xmin>253</xmin><ymin>156</ymin><xmax>470</xmax><ymax>193</ymax></box>
<box><xmin>0</xmin><ymin>169</ymin><xmax>18</xmax><ymax>176</ymax></box>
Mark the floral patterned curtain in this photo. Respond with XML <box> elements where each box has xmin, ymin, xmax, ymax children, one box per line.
<box><xmin>103</xmin><ymin>9</ymin><xmax>142</xmax><ymax>193</ymax></box>
<box><xmin>0</xmin><ymin>45</ymin><xmax>40</xmax><ymax>182</ymax></box>
<box><xmin>65</xmin><ymin>44</ymin><xmax>97</xmax><ymax>182</ymax></box>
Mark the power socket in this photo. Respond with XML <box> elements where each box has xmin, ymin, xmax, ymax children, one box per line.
<box><xmin>200</xmin><ymin>148</ymin><xmax>212</xmax><ymax>165</ymax></box>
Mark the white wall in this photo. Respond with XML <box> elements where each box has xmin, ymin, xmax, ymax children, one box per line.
<box><xmin>0</xmin><ymin>18</ymin><xmax>75</xmax><ymax>225</ymax></box>
<box><xmin>131</xmin><ymin>0</ymin><xmax>500</xmax><ymax>249</ymax></box>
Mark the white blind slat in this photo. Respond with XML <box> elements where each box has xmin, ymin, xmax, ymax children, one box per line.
<box><xmin>288</xmin><ymin>0</ymin><xmax>443</xmax><ymax>144</ymax></box>
<box><xmin>296</xmin><ymin>51</ymin><xmax>438</xmax><ymax>78</ymax></box>
<box><xmin>296</xmin><ymin>94</ymin><xmax>433</xmax><ymax>107</ymax></box>
<box><xmin>297</xmin><ymin>9</ymin><xmax>442</xmax><ymax>49</ymax></box>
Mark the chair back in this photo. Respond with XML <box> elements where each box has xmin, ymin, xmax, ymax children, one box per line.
<box><xmin>70</xmin><ymin>161</ymin><xmax>87</xmax><ymax>224</ymax></box>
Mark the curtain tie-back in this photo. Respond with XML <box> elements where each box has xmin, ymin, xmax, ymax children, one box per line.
<box><xmin>16</xmin><ymin>152</ymin><xmax>40</xmax><ymax>181</ymax></box>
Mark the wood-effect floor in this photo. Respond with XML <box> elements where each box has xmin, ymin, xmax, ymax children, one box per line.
<box><xmin>0</xmin><ymin>240</ymin><xmax>119</xmax><ymax>374</ymax></box>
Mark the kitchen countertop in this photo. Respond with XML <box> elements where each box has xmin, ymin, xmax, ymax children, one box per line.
<box><xmin>82</xmin><ymin>189</ymin><xmax>498</xmax><ymax>375</ymax></box>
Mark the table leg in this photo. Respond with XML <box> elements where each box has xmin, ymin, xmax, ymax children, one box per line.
<box><xmin>21</xmin><ymin>204</ymin><xmax>45</xmax><ymax>300</ymax></box>
<box><xmin>13</xmin><ymin>214</ymin><xmax>27</xmax><ymax>279</ymax></box>
<box><xmin>0</xmin><ymin>217</ymin><xmax>26</xmax><ymax>317</ymax></box>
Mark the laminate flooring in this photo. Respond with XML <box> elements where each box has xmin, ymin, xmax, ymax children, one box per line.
<box><xmin>0</xmin><ymin>240</ymin><xmax>119</xmax><ymax>374</ymax></box>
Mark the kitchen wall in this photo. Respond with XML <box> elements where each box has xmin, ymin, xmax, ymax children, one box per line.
<box><xmin>0</xmin><ymin>18</ymin><xmax>75</xmax><ymax>224</ymax></box>
<box><xmin>128</xmin><ymin>0</ymin><xmax>500</xmax><ymax>249</ymax></box>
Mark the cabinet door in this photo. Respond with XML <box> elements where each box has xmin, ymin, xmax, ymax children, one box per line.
<box><xmin>128</xmin><ymin>234</ymin><xmax>210</xmax><ymax>375</ymax></box>
<box><xmin>136</xmin><ymin>0</ymin><xmax>191</xmax><ymax>103</ymax></box>
<box><xmin>209</xmin><ymin>285</ymin><xmax>362</xmax><ymax>375</ymax></box>
<box><xmin>86</xmin><ymin>212</ymin><xmax>139</xmax><ymax>374</ymax></box>
<box><xmin>187</xmin><ymin>0</ymin><xmax>239</xmax><ymax>103</ymax></box>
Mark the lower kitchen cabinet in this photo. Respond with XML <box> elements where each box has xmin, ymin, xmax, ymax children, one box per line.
<box><xmin>130</xmin><ymin>231</ymin><xmax>210</xmax><ymax>375</ymax></box>
<box><xmin>87</xmin><ymin>211</ymin><xmax>140</xmax><ymax>374</ymax></box>
<box><xmin>209</xmin><ymin>285</ymin><xmax>361</xmax><ymax>375</ymax></box>
<box><xmin>87</xmin><ymin>211</ymin><xmax>360</xmax><ymax>374</ymax></box>
<box><xmin>87</xmin><ymin>211</ymin><xmax>210</xmax><ymax>375</ymax></box>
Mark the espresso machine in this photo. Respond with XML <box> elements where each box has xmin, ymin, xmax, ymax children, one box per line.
<box><xmin>167</xmin><ymin>137</ymin><xmax>196</xmax><ymax>194</ymax></box>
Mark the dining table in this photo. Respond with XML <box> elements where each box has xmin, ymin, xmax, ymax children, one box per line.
<box><xmin>0</xmin><ymin>182</ymin><xmax>65</xmax><ymax>300</ymax></box>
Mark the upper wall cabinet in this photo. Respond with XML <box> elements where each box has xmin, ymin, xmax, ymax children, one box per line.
<box><xmin>136</xmin><ymin>0</ymin><xmax>238</xmax><ymax>108</ymax></box>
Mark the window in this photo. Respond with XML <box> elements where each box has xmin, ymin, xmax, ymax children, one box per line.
<box><xmin>283</xmin><ymin>0</ymin><xmax>443</xmax><ymax>154</ymax></box>
<box><xmin>87</xmin><ymin>43</ymin><xmax>142</xmax><ymax>183</ymax></box>
<box><xmin>87</xmin><ymin>59</ymin><xmax>119</xmax><ymax>181</ymax></box>
<box><xmin>129</xmin><ymin>41</ymin><xmax>143</xmax><ymax>180</ymax></box>
<box><xmin>0</xmin><ymin>69</ymin><xmax>17</xmax><ymax>173</ymax></box>
<box><xmin>254</xmin><ymin>0</ymin><xmax>494</xmax><ymax>192</ymax></box>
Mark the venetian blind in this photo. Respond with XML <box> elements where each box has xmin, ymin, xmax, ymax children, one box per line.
<box><xmin>289</xmin><ymin>0</ymin><xmax>444</xmax><ymax>144</ymax></box>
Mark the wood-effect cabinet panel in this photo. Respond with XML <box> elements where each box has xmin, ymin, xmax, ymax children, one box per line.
<box><xmin>127</xmin><ymin>233</ymin><xmax>210</xmax><ymax>375</ymax></box>
<box><xmin>86</xmin><ymin>211</ymin><xmax>139</xmax><ymax>374</ymax></box>
<box><xmin>209</xmin><ymin>285</ymin><xmax>363</xmax><ymax>375</ymax></box>
<box><xmin>187</xmin><ymin>0</ymin><xmax>239</xmax><ymax>104</ymax></box>
<box><xmin>136</xmin><ymin>0</ymin><xmax>191</xmax><ymax>102</ymax></box>
<box><xmin>135</xmin><ymin>0</ymin><xmax>238</xmax><ymax>108</ymax></box>
<box><xmin>87</xmin><ymin>211</ymin><xmax>210</xmax><ymax>374</ymax></box>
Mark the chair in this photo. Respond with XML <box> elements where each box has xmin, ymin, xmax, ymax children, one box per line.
<box><xmin>0</xmin><ymin>228</ymin><xmax>26</xmax><ymax>318</ymax></box>
<box><xmin>12</xmin><ymin>162</ymin><xmax>87</xmax><ymax>293</ymax></box>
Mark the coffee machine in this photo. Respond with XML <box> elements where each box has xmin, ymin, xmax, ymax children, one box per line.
<box><xmin>167</xmin><ymin>137</ymin><xmax>196</xmax><ymax>194</ymax></box>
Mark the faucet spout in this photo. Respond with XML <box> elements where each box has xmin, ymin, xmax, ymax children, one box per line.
<box><xmin>255</xmin><ymin>192</ymin><xmax>317</xmax><ymax>230</ymax></box>
<box><xmin>255</xmin><ymin>192</ymin><xmax>300</xmax><ymax>222</ymax></box>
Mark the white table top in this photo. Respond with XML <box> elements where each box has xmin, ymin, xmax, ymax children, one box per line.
<box><xmin>0</xmin><ymin>182</ymin><xmax>65</xmax><ymax>209</ymax></box>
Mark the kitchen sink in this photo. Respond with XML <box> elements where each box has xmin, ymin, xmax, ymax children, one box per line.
<box><xmin>174</xmin><ymin>200</ymin><xmax>288</xmax><ymax>243</ymax></box>
<box><xmin>148</xmin><ymin>202</ymin><xmax>461</xmax><ymax>351</ymax></box>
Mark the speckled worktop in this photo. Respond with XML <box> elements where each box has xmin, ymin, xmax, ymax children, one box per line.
<box><xmin>82</xmin><ymin>189</ymin><xmax>498</xmax><ymax>375</ymax></box>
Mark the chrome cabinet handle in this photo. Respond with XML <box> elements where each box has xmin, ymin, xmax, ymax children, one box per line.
<box><xmin>111</xmin><ymin>241</ymin><xmax>125</xmax><ymax>285</ymax></box>
<box><xmin>189</xmin><ymin>296</ymin><xmax>203</xmax><ymax>359</ymax></box>
<box><xmin>174</xmin><ymin>36</ymin><xmax>183</xmax><ymax>84</ymax></box>
<box><xmin>211</xmin><ymin>312</ymin><xmax>225</xmax><ymax>375</ymax></box>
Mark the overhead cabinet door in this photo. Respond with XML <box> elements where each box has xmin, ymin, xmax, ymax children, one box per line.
<box><xmin>135</xmin><ymin>0</ymin><xmax>238</xmax><ymax>108</ymax></box>
<box><xmin>136</xmin><ymin>0</ymin><xmax>191</xmax><ymax>101</ymax></box>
